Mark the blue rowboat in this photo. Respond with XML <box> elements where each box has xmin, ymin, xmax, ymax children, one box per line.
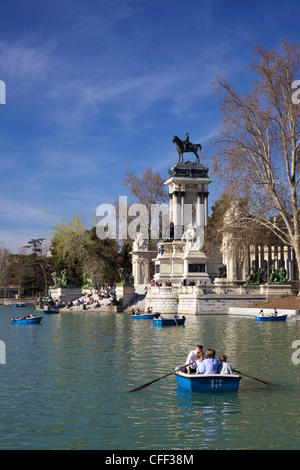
<box><xmin>43</xmin><ymin>309</ymin><xmax>59</xmax><ymax>314</ymax></box>
<box><xmin>175</xmin><ymin>366</ymin><xmax>241</xmax><ymax>393</ymax></box>
<box><xmin>132</xmin><ymin>313</ymin><xmax>160</xmax><ymax>320</ymax></box>
<box><xmin>10</xmin><ymin>316</ymin><xmax>42</xmax><ymax>325</ymax></box>
<box><xmin>255</xmin><ymin>314</ymin><xmax>287</xmax><ymax>322</ymax></box>
<box><xmin>13</xmin><ymin>303</ymin><xmax>26</xmax><ymax>307</ymax></box>
<box><xmin>152</xmin><ymin>315</ymin><xmax>186</xmax><ymax>326</ymax></box>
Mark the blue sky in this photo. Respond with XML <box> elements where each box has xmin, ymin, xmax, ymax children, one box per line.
<box><xmin>0</xmin><ymin>0</ymin><xmax>299</xmax><ymax>252</ymax></box>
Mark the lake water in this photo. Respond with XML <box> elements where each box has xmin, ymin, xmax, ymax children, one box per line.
<box><xmin>0</xmin><ymin>303</ymin><xmax>300</xmax><ymax>450</ymax></box>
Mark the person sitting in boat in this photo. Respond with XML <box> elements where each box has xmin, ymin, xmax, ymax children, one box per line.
<box><xmin>195</xmin><ymin>351</ymin><xmax>205</xmax><ymax>374</ymax></box>
<box><xmin>185</xmin><ymin>345</ymin><xmax>205</xmax><ymax>374</ymax></box>
<box><xmin>259</xmin><ymin>309</ymin><xmax>264</xmax><ymax>316</ymax></box>
<box><xmin>146</xmin><ymin>307</ymin><xmax>152</xmax><ymax>314</ymax></box>
<box><xmin>201</xmin><ymin>349</ymin><xmax>219</xmax><ymax>374</ymax></box>
<box><xmin>272</xmin><ymin>309</ymin><xmax>278</xmax><ymax>316</ymax></box>
<box><xmin>217</xmin><ymin>354</ymin><xmax>234</xmax><ymax>375</ymax></box>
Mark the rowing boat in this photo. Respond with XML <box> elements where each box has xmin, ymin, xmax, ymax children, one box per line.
<box><xmin>10</xmin><ymin>316</ymin><xmax>42</xmax><ymax>325</ymax></box>
<box><xmin>174</xmin><ymin>365</ymin><xmax>241</xmax><ymax>393</ymax></box>
<box><xmin>13</xmin><ymin>303</ymin><xmax>26</xmax><ymax>307</ymax></box>
<box><xmin>43</xmin><ymin>309</ymin><xmax>59</xmax><ymax>314</ymax></box>
<box><xmin>152</xmin><ymin>316</ymin><xmax>186</xmax><ymax>326</ymax></box>
<box><xmin>132</xmin><ymin>313</ymin><xmax>160</xmax><ymax>320</ymax></box>
<box><xmin>255</xmin><ymin>314</ymin><xmax>287</xmax><ymax>322</ymax></box>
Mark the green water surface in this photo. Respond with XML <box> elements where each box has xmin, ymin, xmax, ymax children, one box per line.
<box><xmin>0</xmin><ymin>304</ymin><xmax>299</xmax><ymax>450</ymax></box>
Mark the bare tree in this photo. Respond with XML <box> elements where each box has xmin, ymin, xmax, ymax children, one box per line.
<box><xmin>122</xmin><ymin>167</ymin><xmax>169</xmax><ymax>241</ymax></box>
<box><xmin>211</xmin><ymin>39</ymin><xmax>300</xmax><ymax>284</ymax></box>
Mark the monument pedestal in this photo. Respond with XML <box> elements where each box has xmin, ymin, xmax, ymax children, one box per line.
<box><xmin>49</xmin><ymin>287</ymin><xmax>82</xmax><ymax>303</ymax></box>
<box><xmin>183</xmin><ymin>249</ymin><xmax>211</xmax><ymax>285</ymax></box>
<box><xmin>115</xmin><ymin>285</ymin><xmax>136</xmax><ymax>309</ymax></box>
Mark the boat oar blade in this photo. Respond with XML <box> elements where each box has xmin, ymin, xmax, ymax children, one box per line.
<box><xmin>233</xmin><ymin>369</ymin><xmax>273</xmax><ymax>387</ymax></box>
<box><xmin>128</xmin><ymin>361</ymin><xmax>195</xmax><ymax>393</ymax></box>
<box><xmin>128</xmin><ymin>371</ymin><xmax>175</xmax><ymax>393</ymax></box>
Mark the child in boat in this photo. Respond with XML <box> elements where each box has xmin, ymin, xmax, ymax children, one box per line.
<box><xmin>217</xmin><ymin>354</ymin><xmax>234</xmax><ymax>375</ymax></box>
<box><xmin>195</xmin><ymin>351</ymin><xmax>205</xmax><ymax>374</ymax></box>
<box><xmin>202</xmin><ymin>349</ymin><xmax>219</xmax><ymax>374</ymax></box>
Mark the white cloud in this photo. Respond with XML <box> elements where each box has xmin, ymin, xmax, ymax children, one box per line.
<box><xmin>0</xmin><ymin>39</ymin><xmax>56</xmax><ymax>80</ymax></box>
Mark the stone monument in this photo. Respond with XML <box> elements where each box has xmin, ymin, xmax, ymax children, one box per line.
<box><xmin>49</xmin><ymin>269</ymin><xmax>82</xmax><ymax>303</ymax></box>
<box><xmin>115</xmin><ymin>267</ymin><xmax>136</xmax><ymax>307</ymax></box>
<box><xmin>153</xmin><ymin>134</ymin><xmax>212</xmax><ymax>285</ymax></box>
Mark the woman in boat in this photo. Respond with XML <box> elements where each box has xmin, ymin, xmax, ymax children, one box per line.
<box><xmin>201</xmin><ymin>349</ymin><xmax>219</xmax><ymax>374</ymax></box>
<box><xmin>259</xmin><ymin>309</ymin><xmax>264</xmax><ymax>316</ymax></box>
<box><xmin>217</xmin><ymin>354</ymin><xmax>234</xmax><ymax>375</ymax></box>
<box><xmin>272</xmin><ymin>309</ymin><xmax>278</xmax><ymax>316</ymax></box>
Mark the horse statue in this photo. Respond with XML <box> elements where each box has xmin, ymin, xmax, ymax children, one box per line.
<box><xmin>172</xmin><ymin>135</ymin><xmax>202</xmax><ymax>163</ymax></box>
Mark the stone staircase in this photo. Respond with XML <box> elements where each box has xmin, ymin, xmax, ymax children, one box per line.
<box><xmin>124</xmin><ymin>284</ymin><xmax>147</xmax><ymax>312</ymax></box>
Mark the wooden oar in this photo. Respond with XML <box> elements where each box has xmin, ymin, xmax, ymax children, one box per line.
<box><xmin>128</xmin><ymin>361</ymin><xmax>194</xmax><ymax>393</ymax></box>
<box><xmin>233</xmin><ymin>369</ymin><xmax>273</xmax><ymax>387</ymax></box>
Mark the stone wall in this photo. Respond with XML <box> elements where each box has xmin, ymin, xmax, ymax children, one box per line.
<box><xmin>145</xmin><ymin>283</ymin><xmax>295</xmax><ymax>315</ymax></box>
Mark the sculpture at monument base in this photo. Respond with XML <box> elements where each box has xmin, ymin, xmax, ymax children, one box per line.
<box><xmin>268</xmin><ymin>266</ymin><xmax>288</xmax><ymax>284</ymax></box>
<box><xmin>82</xmin><ymin>273</ymin><xmax>94</xmax><ymax>289</ymax></box>
<box><xmin>181</xmin><ymin>222</ymin><xmax>204</xmax><ymax>254</ymax></box>
<box><xmin>117</xmin><ymin>267</ymin><xmax>134</xmax><ymax>286</ymax></box>
<box><xmin>246</xmin><ymin>267</ymin><xmax>265</xmax><ymax>285</ymax></box>
<box><xmin>50</xmin><ymin>269</ymin><xmax>80</xmax><ymax>289</ymax></box>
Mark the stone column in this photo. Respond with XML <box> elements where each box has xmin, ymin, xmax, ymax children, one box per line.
<box><xmin>173</xmin><ymin>191</ymin><xmax>181</xmax><ymax>239</ymax></box>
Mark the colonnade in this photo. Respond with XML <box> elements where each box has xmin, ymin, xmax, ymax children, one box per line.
<box><xmin>170</xmin><ymin>190</ymin><xmax>209</xmax><ymax>240</ymax></box>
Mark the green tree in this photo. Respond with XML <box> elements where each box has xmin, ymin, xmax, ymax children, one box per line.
<box><xmin>51</xmin><ymin>215</ymin><xmax>91</xmax><ymax>282</ymax></box>
<box><xmin>24</xmin><ymin>238</ymin><xmax>47</xmax><ymax>296</ymax></box>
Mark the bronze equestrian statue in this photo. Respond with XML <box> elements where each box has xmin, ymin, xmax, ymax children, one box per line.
<box><xmin>173</xmin><ymin>133</ymin><xmax>202</xmax><ymax>163</ymax></box>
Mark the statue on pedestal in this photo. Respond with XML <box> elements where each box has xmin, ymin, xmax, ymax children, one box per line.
<box><xmin>117</xmin><ymin>267</ymin><xmax>134</xmax><ymax>286</ymax></box>
<box><xmin>172</xmin><ymin>133</ymin><xmax>202</xmax><ymax>163</ymax></box>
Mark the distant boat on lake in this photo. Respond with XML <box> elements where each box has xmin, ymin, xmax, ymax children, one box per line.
<box><xmin>132</xmin><ymin>312</ymin><xmax>160</xmax><ymax>320</ymax></box>
<box><xmin>255</xmin><ymin>314</ymin><xmax>287</xmax><ymax>322</ymax></box>
<box><xmin>152</xmin><ymin>315</ymin><xmax>186</xmax><ymax>326</ymax></box>
<box><xmin>13</xmin><ymin>303</ymin><xmax>26</xmax><ymax>307</ymax></box>
<box><xmin>10</xmin><ymin>316</ymin><xmax>42</xmax><ymax>325</ymax></box>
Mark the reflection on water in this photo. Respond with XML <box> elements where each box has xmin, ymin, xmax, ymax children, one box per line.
<box><xmin>0</xmin><ymin>305</ymin><xmax>300</xmax><ymax>449</ymax></box>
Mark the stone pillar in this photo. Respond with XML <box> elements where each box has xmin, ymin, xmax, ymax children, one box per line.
<box><xmin>196</xmin><ymin>193</ymin><xmax>201</xmax><ymax>228</ymax></box>
<box><xmin>181</xmin><ymin>192</ymin><xmax>185</xmax><ymax>232</ymax></box>
<box><xmin>173</xmin><ymin>192</ymin><xmax>182</xmax><ymax>239</ymax></box>
<box><xmin>204</xmin><ymin>193</ymin><xmax>208</xmax><ymax>227</ymax></box>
